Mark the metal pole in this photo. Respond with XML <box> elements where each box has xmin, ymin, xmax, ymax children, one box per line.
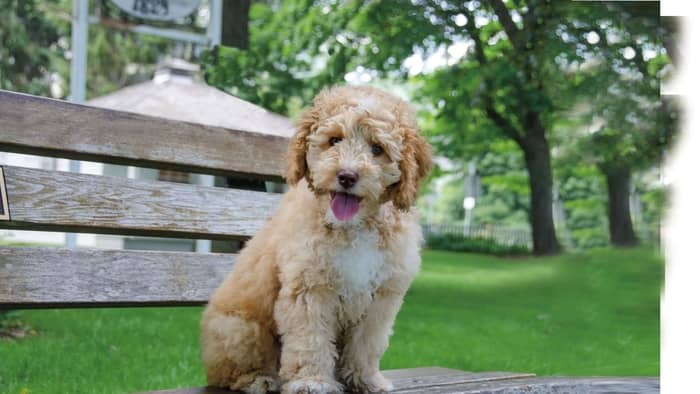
<box><xmin>195</xmin><ymin>0</ymin><xmax>223</xmax><ymax>254</ymax></box>
<box><xmin>195</xmin><ymin>174</ymin><xmax>215</xmax><ymax>253</ymax></box>
<box><xmin>208</xmin><ymin>0</ymin><xmax>223</xmax><ymax>46</ymax></box>
<box><xmin>463</xmin><ymin>159</ymin><xmax>477</xmax><ymax>237</ymax></box>
<box><xmin>463</xmin><ymin>208</ymin><xmax>471</xmax><ymax>237</ymax></box>
<box><xmin>70</xmin><ymin>0</ymin><xmax>88</xmax><ymax>103</ymax></box>
<box><xmin>552</xmin><ymin>184</ymin><xmax>572</xmax><ymax>249</ymax></box>
<box><xmin>66</xmin><ymin>0</ymin><xmax>89</xmax><ymax>249</ymax></box>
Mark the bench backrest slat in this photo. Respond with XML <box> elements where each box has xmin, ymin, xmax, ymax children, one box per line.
<box><xmin>0</xmin><ymin>247</ymin><xmax>235</xmax><ymax>308</ymax></box>
<box><xmin>0</xmin><ymin>165</ymin><xmax>281</xmax><ymax>240</ymax></box>
<box><xmin>0</xmin><ymin>90</ymin><xmax>288</xmax><ymax>180</ymax></box>
<box><xmin>0</xmin><ymin>90</ymin><xmax>288</xmax><ymax>309</ymax></box>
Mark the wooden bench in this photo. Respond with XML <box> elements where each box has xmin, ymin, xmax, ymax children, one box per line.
<box><xmin>0</xmin><ymin>90</ymin><xmax>659</xmax><ymax>393</ymax></box>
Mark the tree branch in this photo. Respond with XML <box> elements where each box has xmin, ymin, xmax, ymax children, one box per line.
<box><xmin>485</xmin><ymin>105</ymin><xmax>526</xmax><ymax>147</ymax></box>
<box><xmin>487</xmin><ymin>0</ymin><xmax>524</xmax><ymax>52</ymax></box>
<box><xmin>628</xmin><ymin>42</ymin><xmax>650</xmax><ymax>79</ymax></box>
<box><xmin>521</xmin><ymin>3</ymin><xmax>537</xmax><ymax>38</ymax></box>
<box><xmin>464</xmin><ymin>11</ymin><xmax>526</xmax><ymax>146</ymax></box>
<box><xmin>588</xmin><ymin>26</ymin><xmax>649</xmax><ymax>79</ymax></box>
<box><xmin>464</xmin><ymin>11</ymin><xmax>488</xmax><ymax>65</ymax></box>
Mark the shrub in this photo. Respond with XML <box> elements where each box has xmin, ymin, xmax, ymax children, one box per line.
<box><xmin>425</xmin><ymin>233</ymin><xmax>531</xmax><ymax>256</ymax></box>
<box><xmin>571</xmin><ymin>227</ymin><xmax>609</xmax><ymax>249</ymax></box>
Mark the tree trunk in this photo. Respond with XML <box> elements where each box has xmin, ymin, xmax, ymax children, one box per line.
<box><xmin>221</xmin><ymin>0</ymin><xmax>251</xmax><ymax>49</ymax></box>
<box><xmin>521</xmin><ymin>134</ymin><xmax>562</xmax><ymax>255</ymax></box>
<box><xmin>220</xmin><ymin>0</ymin><xmax>264</xmax><ymax>190</ymax></box>
<box><xmin>603</xmin><ymin>166</ymin><xmax>639</xmax><ymax>247</ymax></box>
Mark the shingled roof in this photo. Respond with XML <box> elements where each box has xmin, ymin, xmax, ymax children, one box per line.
<box><xmin>88</xmin><ymin>58</ymin><xmax>294</xmax><ymax>138</ymax></box>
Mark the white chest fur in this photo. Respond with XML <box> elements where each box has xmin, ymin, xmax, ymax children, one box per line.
<box><xmin>332</xmin><ymin>229</ymin><xmax>388</xmax><ymax>300</ymax></box>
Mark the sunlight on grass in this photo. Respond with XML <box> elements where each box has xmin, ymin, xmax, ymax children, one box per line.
<box><xmin>380</xmin><ymin>248</ymin><xmax>661</xmax><ymax>377</ymax></box>
<box><xmin>419</xmin><ymin>263</ymin><xmax>559</xmax><ymax>289</ymax></box>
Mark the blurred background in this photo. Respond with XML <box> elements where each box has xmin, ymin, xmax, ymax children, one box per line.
<box><xmin>0</xmin><ymin>0</ymin><xmax>679</xmax><ymax>255</ymax></box>
<box><xmin>0</xmin><ymin>1</ymin><xmax>678</xmax><ymax>392</ymax></box>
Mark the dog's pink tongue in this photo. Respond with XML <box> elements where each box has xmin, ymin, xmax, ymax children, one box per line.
<box><xmin>331</xmin><ymin>193</ymin><xmax>360</xmax><ymax>221</ymax></box>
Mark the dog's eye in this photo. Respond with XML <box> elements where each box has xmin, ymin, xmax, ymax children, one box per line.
<box><xmin>329</xmin><ymin>137</ymin><xmax>343</xmax><ymax>146</ymax></box>
<box><xmin>371</xmin><ymin>144</ymin><xmax>384</xmax><ymax>156</ymax></box>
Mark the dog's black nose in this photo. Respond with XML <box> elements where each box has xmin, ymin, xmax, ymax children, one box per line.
<box><xmin>337</xmin><ymin>170</ymin><xmax>359</xmax><ymax>189</ymax></box>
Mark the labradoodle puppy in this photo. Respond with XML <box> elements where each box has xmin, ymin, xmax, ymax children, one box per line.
<box><xmin>200</xmin><ymin>85</ymin><xmax>432</xmax><ymax>394</ymax></box>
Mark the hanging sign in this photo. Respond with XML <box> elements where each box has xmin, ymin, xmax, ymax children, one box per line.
<box><xmin>111</xmin><ymin>0</ymin><xmax>201</xmax><ymax>21</ymax></box>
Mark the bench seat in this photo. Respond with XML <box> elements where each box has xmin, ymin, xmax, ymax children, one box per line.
<box><xmin>139</xmin><ymin>367</ymin><xmax>659</xmax><ymax>393</ymax></box>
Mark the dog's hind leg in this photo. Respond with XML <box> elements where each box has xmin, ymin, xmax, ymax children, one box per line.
<box><xmin>201</xmin><ymin>306</ymin><xmax>280</xmax><ymax>393</ymax></box>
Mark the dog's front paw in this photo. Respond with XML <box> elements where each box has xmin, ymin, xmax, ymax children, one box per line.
<box><xmin>349</xmin><ymin>371</ymin><xmax>394</xmax><ymax>393</ymax></box>
<box><xmin>283</xmin><ymin>377</ymin><xmax>344</xmax><ymax>394</ymax></box>
<box><xmin>242</xmin><ymin>375</ymin><xmax>280</xmax><ymax>394</ymax></box>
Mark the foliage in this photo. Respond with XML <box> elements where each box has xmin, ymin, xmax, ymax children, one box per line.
<box><xmin>0</xmin><ymin>310</ymin><xmax>14</xmax><ymax>324</ymax></box>
<box><xmin>553</xmin><ymin>2</ymin><xmax>675</xmax><ymax>245</ymax></box>
<box><xmin>0</xmin><ymin>0</ymin><xmax>63</xmax><ymax>95</ymax></box>
<box><xmin>545</xmin><ymin>2</ymin><xmax>675</xmax><ymax>248</ymax></box>
<box><xmin>389</xmin><ymin>0</ymin><xmax>582</xmax><ymax>254</ymax></box>
<box><xmin>570</xmin><ymin>227</ymin><xmax>609</xmax><ymax>249</ymax></box>
<box><xmin>639</xmin><ymin>185</ymin><xmax>666</xmax><ymax>228</ymax></box>
<box><xmin>84</xmin><ymin>0</ymin><xmax>205</xmax><ymax>99</ymax></box>
<box><xmin>0</xmin><ymin>311</ymin><xmax>36</xmax><ymax>341</ymax></box>
<box><xmin>556</xmin><ymin>163</ymin><xmax>608</xmax><ymax>249</ymax></box>
<box><xmin>425</xmin><ymin>233</ymin><xmax>530</xmax><ymax>256</ymax></box>
<box><xmin>563</xmin><ymin>2</ymin><xmax>674</xmax><ymax>163</ymax></box>
<box><xmin>474</xmin><ymin>144</ymin><xmax>530</xmax><ymax>227</ymax></box>
<box><xmin>425</xmin><ymin>143</ymin><xmax>530</xmax><ymax>231</ymax></box>
<box><xmin>430</xmin><ymin>176</ymin><xmax>467</xmax><ymax>223</ymax></box>
<box><xmin>201</xmin><ymin>0</ymin><xmax>366</xmax><ymax>115</ymax></box>
<box><xmin>0</xmin><ymin>0</ymin><xmax>207</xmax><ymax>99</ymax></box>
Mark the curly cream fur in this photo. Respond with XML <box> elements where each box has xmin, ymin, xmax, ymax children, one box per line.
<box><xmin>201</xmin><ymin>85</ymin><xmax>432</xmax><ymax>394</ymax></box>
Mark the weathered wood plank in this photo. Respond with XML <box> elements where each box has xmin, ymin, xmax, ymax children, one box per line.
<box><xmin>0</xmin><ymin>90</ymin><xmax>288</xmax><ymax>180</ymax></box>
<box><xmin>0</xmin><ymin>166</ymin><xmax>281</xmax><ymax>239</ymax></box>
<box><xmin>0</xmin><ymin>247</ymin><xmax>235</xmax><ymax>307</ymax></box>
<box><xmin>136</xmin><ymin>388</ymin><xmax>229</xmax><ymax>394</ymax></box>
<box><xmin>136</xmin><ymin>369</ymin><xmax>658</xmax><ymax>394</ymax></box>
<box><xmin>136</xmin><ymin>368</ymin><xmax>534</xmax><ymax>394</ymax></box>
<box><xmin>395</xmin><ymin>376</ymin><xmax>659</xmax><ymax>393</ymax></box>
<box><xmin>383</xmin><ymin>367</ymin><xmax>534</xmax><ymax>391</ymax></box>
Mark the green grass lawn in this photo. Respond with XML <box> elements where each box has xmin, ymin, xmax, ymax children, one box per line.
<box><xmin>0</xmin><ymin>247</ymin><xmax>661</xmax><ymax>393</ymax></box>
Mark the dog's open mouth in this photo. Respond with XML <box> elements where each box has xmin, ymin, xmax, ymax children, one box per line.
<box><xmin>330</xmin><ymin>192</ymin><xmax>361</xmax><ymax>221</ymax></box>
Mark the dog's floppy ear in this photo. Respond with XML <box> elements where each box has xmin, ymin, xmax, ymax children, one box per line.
<box><xmin>285</xmin><ymin>106</ymin><xmax>318</xmax><ymax>185</ymax></box>
<box><xmin>392</xmin><ymin>126</ymin><xmax>432</xmax><ymax>211</ymax></box>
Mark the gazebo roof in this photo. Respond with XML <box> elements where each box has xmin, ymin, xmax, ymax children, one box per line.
<box><xmin>87</xmin><ymin>59</ymin><xmax>294</xmax><ymax>138</ymax></box>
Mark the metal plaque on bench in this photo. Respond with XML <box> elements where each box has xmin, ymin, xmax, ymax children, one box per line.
<box><xmin>0</xmin><ymin>167</ymin><xmax>9</xmax><ymax>220</ymax></box>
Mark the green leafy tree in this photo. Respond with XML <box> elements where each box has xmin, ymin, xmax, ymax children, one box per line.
<box><xmin>201</xmin><ymin>0</ymin><xmax>670</xmax><ymax>254</ymax></box>
<box><xmin>417</xmin><ymin>1</ymin><xmax>673</xmax><ymax>251</ymax></box>
<box><xmin>465</xmin><ymin>141</ymin><xmax>530</xmax><ymax>229</ymax></box>
<box><xmin>476</xmin><ymin>153</ymin><xmax>530</xmax><ymax>229</ymax></box>
<box><xmin>203</xmin><ymin>0</ymin><xmax>567</xmax><ymax>254</ymax></box>
<box><xmin>202</xmin><ymin>0</ymin><xmax>364</xmax><ymax>114</ymax></box>
<box><xmin>556</xmin><ymin>162</ymin><xmax>608</xmax><ymax>249</ymax></box>
<box><xmin>1</xmin><ymin>0</ymin><xmax>206</xmax><ymax>99</ymax></box>
<box><xmin>0</xmin><ymin>0</ymin><xmax>63</xmax><ymax>95</ymax></box>
<box><xmin>557</xmin><ymin>2</ymin><xmax>677</xmax><ymax>246</ymax></box>
<box><xmin>394</xmin><ymin>0</ymin><xmax>574</xmax><ymax>255</ymax></box>
<box><xmin>33</xmin><ymin>0</ymin><xmax>206</xmax><ymax>99</ymax></box>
